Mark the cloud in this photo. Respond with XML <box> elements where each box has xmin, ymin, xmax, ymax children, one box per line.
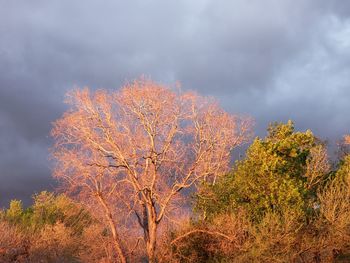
<box><xmin>0</xmin><ymin>0</ymin><xmax>349</xmax><ymax>206</ymax></box>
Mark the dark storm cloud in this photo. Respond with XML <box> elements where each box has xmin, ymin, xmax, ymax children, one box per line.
<box><xmin>0</xmin><ymin>0</ymin><xmax>350</xmax><ymax>206</ymax></box>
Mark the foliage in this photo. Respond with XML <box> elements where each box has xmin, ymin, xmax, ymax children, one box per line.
<box><xmin>0</xmin><ymin>192</ymin><xmax>109</xmax><ymax>263</ymax></box>
<box><xmin>28</xmin><ymin>222</ymin><xmax>80</xmax><ymax>263</ymax></box>
<box><xmin>0</xmin><ymin>221</ymin><xmax>28</xmax><ymax>263</ymax></box>
<box><xmin>2</xmin><ymin>119</ymin><xmax>350</xmax><ymax>262</ymax></box>
<box><xmin>162</xmin><ymin>122</ymin><xmax>350</xmax><ymax>263</ymax></box>
<box><xmin>158</xmin><ymin>212</ymin><xmax>249</xmax><ymax>263</ymax></box>
<box><xmin>197</xmin><ymin>121</ymin><xmax>329</xmax><ymax>222</ymax></box>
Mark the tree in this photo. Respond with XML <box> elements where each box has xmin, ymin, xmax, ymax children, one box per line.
<box><xmin>170</xmin><ymin>122</ymin><xmax>337</xmax><ymax>262</ymax></box>
<box><xmin>345</xmin><ymin>135</ymin><xmax>350</xmax><ymax>145</ymax></box>
<box><xmin>5</xmin><ymin>200</ymin><xmax>24</xmax><ymax>224</ymax></box>
<box><xmin>197</xmin><ymin>121</ymin><xmax>329</xmax><ymax>222</ymax></box>
<box><xmin>305</xmin><ymin>150</ymin><xmax>350</xmax><ymax>262</ymax></box>
<box><xmin>51</xmin><ymin>78</ymin><xmax>251</xmax><ymax>262</ymax></box>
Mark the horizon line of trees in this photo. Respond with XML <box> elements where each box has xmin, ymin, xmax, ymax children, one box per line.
<box><xmin>1</xmin><ymin>79</ymin><xmax>350</xmax><ymax>263</ymax></box>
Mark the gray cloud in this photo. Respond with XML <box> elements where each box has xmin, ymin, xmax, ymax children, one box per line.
<box><xmin>0</xmin><ymin>0</ymin><xmax>349</xmax><ymax>206</ymax></box>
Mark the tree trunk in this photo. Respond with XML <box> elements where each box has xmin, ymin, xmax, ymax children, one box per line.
<box><xmin>97</xmin><ymin>195</ymin><xmax>127</xmax><ymax>263</ymax></box>
<box><xmin>145</xmin><ymin>203</ymin><xmax>158</xmax><ymax>263</ymax></box>
<box><xmin>146</xmin><ymin>220</ymin><xmax>157</xmax><ymax>263</ymax></box>
<box><xmin>313</xmin><ymin>252</ymin><xmax>321</xmax><ymax>263</ymax></box>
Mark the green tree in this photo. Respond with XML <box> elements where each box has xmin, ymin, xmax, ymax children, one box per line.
<box><xmin>197</xmin><ymin>121</ymin><xmax>328</xmax><ymax>221</ymax></box>
<box><xmin>165</xmin><ymin>121</ymin><xmax>333</xmax><ymax>262</ymax></box>
<box><xmin>30</xmin><ymin>191</ymin><xmax>93</xmax><ymax>233</ymax></box>
<box><xmin>5</xmin><ymin>200</ymin><xmax>24</xmax><ymax>224</ymax></box>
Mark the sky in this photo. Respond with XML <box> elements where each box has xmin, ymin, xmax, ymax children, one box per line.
<box><xmin>1</xmin><ymin>0</ymin><xmax>350</xmax><ymax>207</ymax></box>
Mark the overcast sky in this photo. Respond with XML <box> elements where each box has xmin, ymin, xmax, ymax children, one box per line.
<box><xmin>1</xmin><ymin>0</ymin><xmax>350</xmax><ymax>206</ymax></box>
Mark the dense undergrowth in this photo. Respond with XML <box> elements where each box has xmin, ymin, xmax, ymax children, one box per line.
<box><xmin>1</xmin><ymin>121</ymin><xmax>350</xmax><ymax>262</ymax></box>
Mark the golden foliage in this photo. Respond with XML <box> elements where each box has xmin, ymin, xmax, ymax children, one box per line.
<box><xmin>28</xmin><ymin>222</ymin><xmax>79</xmax><ymax>263</ymax></box>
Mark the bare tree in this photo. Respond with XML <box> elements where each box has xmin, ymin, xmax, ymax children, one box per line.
<box><xmin>51</xmin><ymin>78</ymin><xmax>251</xmax><ymax>262</ymax></box>
<box><xmin>305</xmin><ymin>145</ymin><xmax>330</xmax><ymax>190</ymax></box>
<box><xmin>345</xmin><ymin>135</ymin><xmax>350</xmax><ymax>145</ymax></box>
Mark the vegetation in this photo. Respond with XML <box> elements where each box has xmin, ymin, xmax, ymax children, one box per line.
<box><xmin>163</xmin><ymin>124</ymin><xmax>350</xmax><ymax>263</ymax></box>
<box><xmin>50</xmin><ymin>79</ymin><xmax>251</xmax><ymax>262</ymax></box>
<box><xmin>0</xmin><ymin>192</ymin><xmax>113</xmax><ymax>262</ymax></box>
<box><xmin>1</xmin><ymin>79</ymin><xmax>350</xmax><ymax>262</ymax></box>
<box><xmin>196</xmin><ymin>120</ymin><xmax>327</xmax><ymax>222</ymax></box>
